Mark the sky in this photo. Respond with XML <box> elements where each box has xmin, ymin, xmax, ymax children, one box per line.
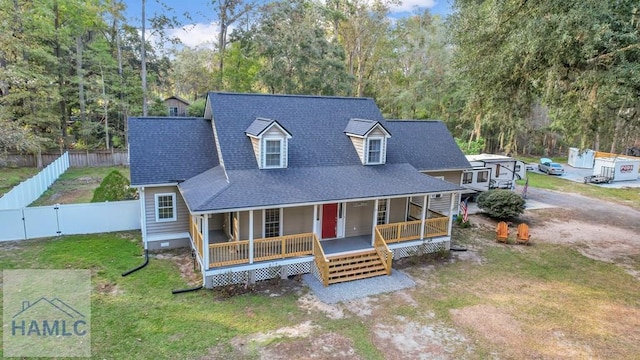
<box><xmin>124</xmin><ymin>0</ymin><xmax>453</xmax><ymax>48</ymax></box>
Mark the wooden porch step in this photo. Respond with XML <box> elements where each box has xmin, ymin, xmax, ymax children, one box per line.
<box><xmin>328</xmin><ymin>268</ymin><xmax>388</xmax><ymax>284</ymax></box>
<box><xmin>324</xmin><ymin>249</ymin><xmax>389</xmax><ymax>285</ymax></box>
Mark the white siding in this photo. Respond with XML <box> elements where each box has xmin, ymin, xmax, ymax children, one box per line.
<box><xmin>144</xmin><ymin>186</ymin><xmax>189</xmax><ymax>237</ymax></box>
<box><xmin>250</xmin><ymin>137</ymin><xmax>260</xmax><ymax>165</ymax></box>
<box><xmin>349</xmin><ymin>137</ymin><xmax>365</xmax><ymax>164</ymax></box>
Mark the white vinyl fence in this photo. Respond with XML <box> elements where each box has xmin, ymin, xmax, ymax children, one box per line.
<box><xmin>0</xmin><ymin>201</ymin><xmax>140</xmax><ymax>242</ymax></box>
<box><xmin>0</xmin><ymin>152</ymin><xmax>70</xmax><ymax>210</ymax></box>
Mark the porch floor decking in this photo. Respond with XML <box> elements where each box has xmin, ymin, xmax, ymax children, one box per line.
<box><xmin>320</xmin><ymin>235</ymin><xmax>373</xmax><ymax>255</ymax></box>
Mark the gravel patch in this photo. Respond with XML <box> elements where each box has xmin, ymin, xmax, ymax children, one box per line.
<box><xmin>302</xmin><ymin>270</ymin><xmax>415</xmax><ymax>304</ymax></box>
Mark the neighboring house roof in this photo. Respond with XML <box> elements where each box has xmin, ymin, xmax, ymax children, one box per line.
<box><xmin>344</xmin><ymin>118</ymin><xmax>390</xmax><ymax>137</ymax></box>
<box><xmin>164</xmin><ymin>95</ymin><xmax>190</xmax><ymax>105</ymax></box>
<box><xmin>180</xmin><ymin>163</ymin><xmax>461</xmax><ymax>212</ymax></box>
<box><xmin>384</xmin><ymin>120</ymin><xmax>472</xmax><ymax>171</ymax></box>
<box><xmin>128</xmin><ymin>117</ymin><xmax>218</xmax><ymax>186</ymax></box>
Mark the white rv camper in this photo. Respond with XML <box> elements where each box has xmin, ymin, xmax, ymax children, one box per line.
<box><xmin>462</xmin><ymin>154</ymin><xmax>526</xmax><ymax>199</ymax></box>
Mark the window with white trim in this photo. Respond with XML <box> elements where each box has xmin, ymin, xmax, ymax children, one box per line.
<box><xmin>377</xmin><ymin>199</ymin><xmax>388</xmax><ymax>225</ymax></box>
<box><xmin>264</xmin><ymin>208</ymin><xmax>281</xmax><ymax>238</ymax></box>
<box><xmin>367</xmin><ymin>138</ymin><xmax>383</xmax><ymax>164</ymax></box>
<box><xmin>264</xmin><ymin>139</ymin><xmax>282</xmax><ymax>167</ymax></box>
<box><xmin>155</xmin><ymin>193</ymin><xmax>176</xmax><ymax>222</ymax></box>
<box><xmin>169</xmin><ymin>106</ymin><xmax>178</xmax><ymax>116</ymax></box>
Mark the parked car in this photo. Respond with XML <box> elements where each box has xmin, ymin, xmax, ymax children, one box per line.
<box><xmin>538</xmin><ymin>158</ymin><xmax>564</xmax><ymax>175</ymax></box>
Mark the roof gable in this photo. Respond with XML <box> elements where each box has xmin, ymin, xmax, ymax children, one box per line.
<box><xmin>344</xmin><ymin>118</ymin><xmax>390</xmax><ymax>138</ymax></box>
<box><xmin>245</xmin><ymin>118</ymin><xmax>292</xmax><ymax>138</ymax></box>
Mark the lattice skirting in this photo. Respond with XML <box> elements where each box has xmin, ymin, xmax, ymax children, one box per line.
<box><xmin>207</xmin><ymin>261</ymin><xmax>313</xmax><ymax>288</ymax></box>
<box><xmin>392</xmin><ymin>240</ymin><xmax>450</xmax><ymax>259</ymax></box>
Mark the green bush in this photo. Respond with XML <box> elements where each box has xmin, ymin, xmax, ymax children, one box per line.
<box><xmin>476</xmin><ymin>189</ymin><xmax>525</xmax><ymax>219</ymax></box>
<box><xmin>91</xmin><ymin>170</ymin><xmax>137</xmax><ymax>202</ymax></box>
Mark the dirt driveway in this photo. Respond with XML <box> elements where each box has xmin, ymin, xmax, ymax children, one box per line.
<box><xmin>205</xmin><ymin>188</ymin><xmax>639</xmax><ymax>360</ymax></box>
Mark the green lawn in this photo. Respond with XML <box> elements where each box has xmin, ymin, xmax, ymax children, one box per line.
<box><xmin>1</xmin><ymin>229</ymin><xmax>638</xmax><ymax>359</ymax></box>
<box><xmin>0</xmin><ymin>167</ymin><xmax>40</xmax><ymax>196</ymax></box>
<box><xmin>30</xmin><ymin>166</ymin><xmax>131</xmax><ymax>206</ymax></box>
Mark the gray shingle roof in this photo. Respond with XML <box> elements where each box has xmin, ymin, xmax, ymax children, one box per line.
<box><xmin>245</xmin><ymin>117</ymin><xmax>291</xmax><ymax>137</ymax></box>
<box><xmin>128</xmin><ymin>117</ymin><xmax>218</xmax><ymax>186</ymax></box>
<box><xmin>208</xmin><ymin>92</ymin><xmax>386</xmax><ymax>170</ymax></box>
<box><xmin>344</xmin><ymin>118</ymin><xmax>389</xmax><ymax>137</ymax></box>
<box><xmin>385</xmin><ymin>120</ymin><xmax>471</xmax><ymax>171</ymax></box>
<box><xmin>179</xmin><ymin>163</ymin><xmax>462</xmax><ymax>212</ymax></box>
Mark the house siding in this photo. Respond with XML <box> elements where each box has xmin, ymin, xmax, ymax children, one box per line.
<box><xmin>250</xmin><ymin>137</ymin><xmax>260</xmax><ymax>165</ymax></box>
<box><xmin>349</xmin><ymin>137</ymin><xmax>365</xmax><ymax>163</ymax></box>
<box><xmin>283</xmin><ymin>206</ymin><xmax>314</xmax><ymax>235</ymax></box>
<box><xmin>144</xmin><ymin>186</ymin><xmax>189</xmax><ymax>237</ymax></box>
<box><xmin>389</xmin><ymin>197</ymin><xmax>407</xmax><ymax>223</ymax></box>
<box><xmin>345</xmin><ymin>200</ymin><xmax>374</xmax><ymax>237</ymax></box>
<box><xmin>164</xmin><ymin>98</ymin><xmax>189</xmax><ymax>116</ymax></box>
<box><xmin>422</xmin><ymin>170</ymin><xmax>462</xmax><ymax>215</ymax></box>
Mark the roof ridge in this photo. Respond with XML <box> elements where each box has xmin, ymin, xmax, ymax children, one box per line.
<box><xmin>208</xmin><ymin>91</ymin><xmax>373</xmax><ymax>101</ymax></box>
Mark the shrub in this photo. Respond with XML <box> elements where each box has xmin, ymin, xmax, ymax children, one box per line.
<box><xmin>476</xmin><ymin>189</ymin><xmax>525</xmax><ymax>219</ymax></box>
<box><xmin>91</xmin><ymin>170</ymin><xmax>137</xmax><ymax>202</ymax></box>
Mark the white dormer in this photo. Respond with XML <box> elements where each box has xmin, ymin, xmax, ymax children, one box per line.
<box><xmin>344</xmin><ymin>118</ymin><xmax>391</xmax><ymax>165</ymax></box>
<box><xmin>245</xmin><ymin>118</ymin><xmax>292</xmax><ymax>169</ymax></box>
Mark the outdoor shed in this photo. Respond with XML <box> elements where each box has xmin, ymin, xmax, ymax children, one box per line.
<box><xmin>568</xmin><ymin>147</ymin><xmax>595</xmax><ymax>168</ymax></box>
<box><xmin>593</xmin><ymin>157</ymin><xmax>640</xmax><ymax>182</ymax></box>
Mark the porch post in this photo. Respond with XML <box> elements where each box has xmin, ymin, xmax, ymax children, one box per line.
<box><xmin>203</xmin><ymin>215</ymin><xmax>209</xmax><ymax>270</ymax></box>
<box><xmin>447</xmin><ymin>192</ymin><xmax>456</xmax><ymax>236</ymax></box>
<box><xmin>249</xmin><ymin>210</ymin><xmax>254</xmax><ymax>264</ymax></box>
<box><xmin>419</xmin><ymin>195</ymin><xmax>427</xmax><ymax>239</ymax></box>
<box><xmin>371</xmin><ymin>199</ymin><xmax>379</xmax><ymax>246</ymax></box>
<box><xmin>313</xmin><ymin>205</ymin><xmax>318</xmax><ymax>236</ymax></box>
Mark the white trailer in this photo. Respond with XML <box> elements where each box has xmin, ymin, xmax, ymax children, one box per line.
<box><xmin>462</xmin><ymin>154</ymin><xmax>526</xmax><ymax>199</ymax></box>
<box><xmin>593</xmin><ymin>157</ymin><xmax>640</xmax><ymax>182</ymax></box>
<box><xmin>568</xmin><ymin>147</ymin><xmax>595</xmax><ymax>168</ymax></box>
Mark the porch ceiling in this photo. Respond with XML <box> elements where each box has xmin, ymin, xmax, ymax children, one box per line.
<box><xmin>180</xmin><ymin>163</ymin><xmax>463</xmax><ymax>212</ymax></box>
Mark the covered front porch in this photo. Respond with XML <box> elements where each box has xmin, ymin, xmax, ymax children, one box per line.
<box><xmin>188</xmin><ymin>194</ymin><xmax>456</xmax><ymax>287</ymax></box>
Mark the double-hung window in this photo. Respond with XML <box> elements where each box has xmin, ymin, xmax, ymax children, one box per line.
<box><xmin>264</xmin><ymin>208</ymin><xmax>281</xmax><ymax>238</ymax></box>
<box><xmin>265</xmin><ymin>139</ymin><xmax>282</xmax><ymax>168</ymax></box>
<box><xmin>367</xmin><ymin>138</ymin><xmax>382</xmax><ymax>164</ymax></box>
<box><xmin>155</xmin><ymin>193</ymin><xmax>176</xmax><ymax>222</ymax></box>
<box><xmin>377</xmin><ymin>199</ymin><xmax>388</xmax><ymax>225</ymax></box>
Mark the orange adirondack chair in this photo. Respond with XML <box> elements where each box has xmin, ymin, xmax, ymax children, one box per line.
<box><xmin>516</xmin><ymin>223</ymin><xmax>531</xmax><ymax>244</ymax></box>
<box><xmin>496</xmin><ymin>221</ymin><xmax>509</xmax><ymax>243</ymax></box>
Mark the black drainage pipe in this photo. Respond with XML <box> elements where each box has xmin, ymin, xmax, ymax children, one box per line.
<box><xmin>122</xmin><ymin>250</ymin><xmax>149</xmax><ymax>277</ymax></box>
<box><xmin>171</xmin><ymin>285</ymin><xmax>203</xmax><ymax>295</ymax></box>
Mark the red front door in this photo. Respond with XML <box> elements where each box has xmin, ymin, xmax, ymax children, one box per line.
<box><xmin>322</xmin><ymin>203</ymin><xmax>338</xmax><ymax>239</ymax></box>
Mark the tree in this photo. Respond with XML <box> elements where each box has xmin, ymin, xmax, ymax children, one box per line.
<box><xmin>246</xmin><ymin>0</ymin><xmax>352</xmax><ymax>95</ymax></box>
<box><xmin>213</xmin><ymin>0</ymin><xmax>253</xmax><ymax>88</ymax></box>
<box><xmin>477</xmin><ymin>189</ymin><xmax>526</xmax><ymax>219</ymax></box>
<box><xmin>91</xmin><ymin>169</ymin><xmax>137</xmax><ymax>202</ymax></box>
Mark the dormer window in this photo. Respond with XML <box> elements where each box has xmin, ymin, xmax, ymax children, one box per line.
<box><xmin>246</xmin><ymin>118</ymin><xmax>292</xmax><ymax>169</ymax></box>
<box><xmin>367</xmin><ymin>138</ymin><xmax>383</xmax><ymax>164</ymax></box>
<box><xmin>265</xmin><ymin>139</ymin><xmax>282</xmax><ymax>167</ymax></box>
<box><xmin>345</xmin><ymin>118</ymin><xmax>391</xmax><ymax>165</ymax></box>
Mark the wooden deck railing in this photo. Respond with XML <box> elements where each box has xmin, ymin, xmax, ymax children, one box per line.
<box><xmin>209</xmin><ymin>232</ymin><xmax>315</xmax><ymax>268</ymax></box>
<box><xmin>189</xmin><ymin>216</ymin><xmax>204</xmax><ymax>259</ymax></box>
<box><xmin>374</xmin><ymin>228</ymin><xmax>393</xmax><ymax>275</ymax></box>
<box><xmin>312</xmin><ymin>234</ymin><xmax>330</xmax><ymax>286</ymax></box>
<box><xmin>376</xmin><ymin>211</ymin><xmax>449</xmax><ymax>243</ymax></box>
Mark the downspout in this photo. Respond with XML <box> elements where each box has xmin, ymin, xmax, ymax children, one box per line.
<box><xmin>122</xmin><ymin>187</ymin><xmax>149</xmax><ymax>277</ymax></box>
